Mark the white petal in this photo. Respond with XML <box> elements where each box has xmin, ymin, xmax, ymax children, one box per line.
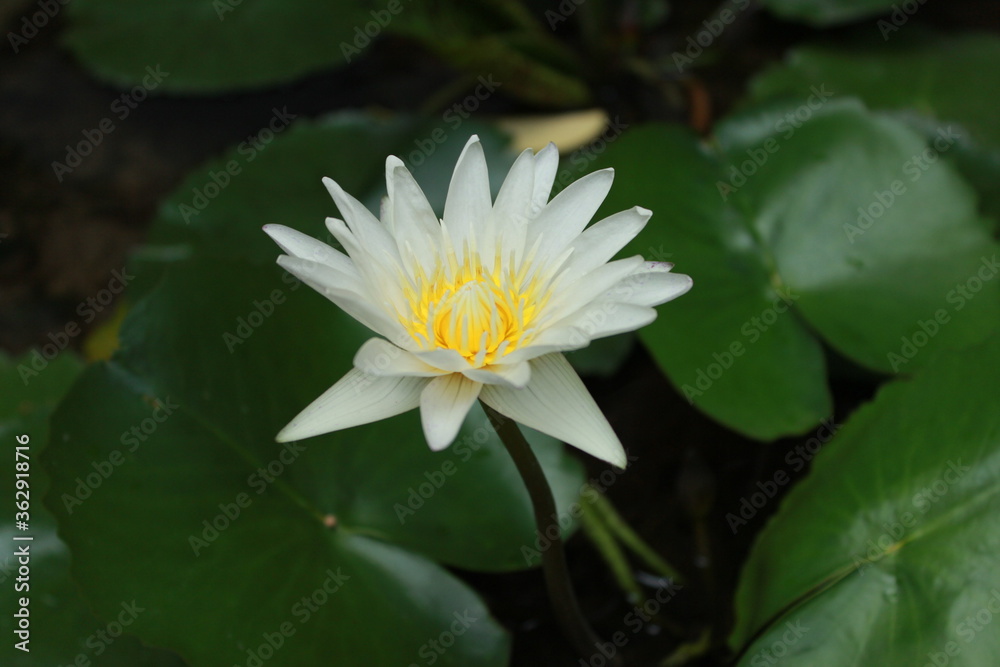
<box><xmin>493</xmin><ymin>148</ymin><xmax>537</xmax><ymax>225</ymax></box>
<box><xmin>324</xmin><ymin>217</ymin><xmax>406</xmax><ymax>313</ymax></box>
<box><xmin>491</xmin><ymin>148</ymin><xmax>537</xmax><ymax>265</ymax></box>
<box><xmin>277</xmin><ymin>371</ymin><xmax>427</xmax><ymax>442</ymax></box>
<box><xmin>462</xmin><ymin>360</ymin><xmax>531</xmax><ymax>388</ymax></box>
<box><xmin>562</xmin><ymin>207</ymin><xmax>651</xmax><ymax>277</ymax></box>
<box><xmin>610</xmin><ymin>264</ymin><xmax>693</xmax><ymax>307</ymax></box>
<box><xmin>379</xmin><ymin>195</ymin><xmax>392</xmax><ymax>226</ymax></box>
<box><xmin>390</xmin><ymin>166</ymin><xmax>441</xmax><ymax>274</ymax></box>
<box><xmin>531</xmin><ymin>143</ymin><xmax>559</xmax><ymax>213</ymax></box>
<box><xmin>550</xmin><ymin>302</ymin><xmax>657</xmax><ymax>340</ymax></box>
<box><xmin>324</xmin><ymin>216</ymin><xmax>362</xmax><ymax>259</ymax></box>
<box><xmin>277</xmin><ymin>253</ymin><xmax>363</xmax><ymax>296</ymax></box>
<box><xmin>444</xmin><ymin>136</ymin><xmax>492</xmax><ymax>257</ymax></box>
<box><xmin>262</xmin><ymin>224</ymin><xmax>354</xmax><ymax>274</ymax></box>
<box><xmin>277</xmin><ymin>255</ymin><xmax>409</xmax><ymax>344</ymax></box>
<box><xmin>323</xmin><ymin>177</ymin><xmax>400</xmax><ymax>262</ymax></box>
<box><xmin>543</xmin><ymin>255</ymin><xmax>645</xmax><ymax>324</ymax></box>
<box><xmin>529</xmin><ymin>168</ymin><xmax>615</xmax><ymax>260</ymax></box>
<box><xmin>385</xmin><ymin>155</ymin><xmax>406</xmax><ymax>203</ymax></box>
<box><xmin>420</xmin><ymin>374</ymin><xmax>482</xmax><ymax>451</ymax></box>
<box><xmin>480</xmin><ymin>353</ymin><xmax>626</xmax><ymax>468</ymax></box>
<box><xmin>353</xmin><ymin>338</ymin><xmax>447</xmax><ymax>377</ymax></box>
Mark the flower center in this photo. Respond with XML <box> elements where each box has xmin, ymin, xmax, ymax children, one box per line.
<box><xmin>400</xmin><ymin>251</ymin><xmax>546</xmax><ymax>365</ymax></box>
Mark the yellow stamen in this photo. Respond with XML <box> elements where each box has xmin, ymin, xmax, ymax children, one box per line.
<box><xmin>399</xmin><ymin>251</ymin><xmax>549</xmax><ymax>365</ymax></box>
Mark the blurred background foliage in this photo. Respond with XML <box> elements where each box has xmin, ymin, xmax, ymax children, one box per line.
<box><xmin>1</xmin><ymin>0</ymin><xmax>998</xmax><ymax>665</ymax></box>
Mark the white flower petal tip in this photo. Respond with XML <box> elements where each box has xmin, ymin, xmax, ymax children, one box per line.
<box><xmin>385</xmin><ymin>155</ymin><xmax>406</xmax><ymax>172</ymax></box>
<box><xmin>420</xmin><ymin>374</ymin><xmax>482</xmax><ymax>451</ymax></box>
<box><xmin>275</xmin><ymin>370</ymin><xmax>427</xmax><ymax>442</ymax></box>
<box><xmin>670</xmin><ymin>273</ymin><xmax>693</xmax><ymax>296</ymax></box>
<box><xmin>481</xmin><ymin>354</ymin><xmax>627</xmax><ymax>468</ymax></box>
<box><xmin>264</xmin><ymin>139</ymin><xmax>689</xmax><ymax>453</ymax></box>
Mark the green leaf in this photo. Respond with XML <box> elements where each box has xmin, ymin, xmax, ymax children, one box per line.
<box><xmin>0</xmin><ymin>353</ymin><xmax>184</xmax><ymax>666</ymax></box>
<box><xmin>759</xmin><ymin>0</ymin><xmax>899</xmax><ymax>26</ymax></box>
<box><xmin>594</xmin><ymin>123</ymin><xmax>830</xmax><ymax>440</ymax></box>
<box><xmin>752</xmin><ymin>32</ymin><xmax>1000</xmax><ymax>147</ymax></box>
<box><xmin>63</xmin><ymin>0</ymin><xmax>376</xmax><ymax>91</ymax></box>
<box><xmin>715</xmin><ymin>100</ymin><xmax>1000</xmax><ymax>374</ymax></box>
<box><xmin>730</xmin><ymin>334</ymin><xmax>1000</xmax><ymax>665</ymax></box>
<box><xmin>590</xmin><ymin>101</ymin><xmax>999</xmax><ymax>439</ymax></box>
<box><xmin>750</xmin><ymin>32</ymin><xmax>1000</xmax><ymax>220</ymax></box>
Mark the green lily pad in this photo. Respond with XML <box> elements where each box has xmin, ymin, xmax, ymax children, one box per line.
<box><xmin>750</xmin><ymin>32</ymin><xmax>1000</xmax><ymax>222</ymax></box>
<box><xmin>63</xmin><ymin>0</ymin><xmax>377</xmax><ymax>91</ymax></box>
<box><xmin>759</xmin><ymin>0</ymin><xmax>900</xmax><ymax>26</ymax></box>
<box><xmin>752</xmin><ymin>32</ymin><xmax>1000</xmax><ymax>147</ymax></box>
<box><xmin>0</xmin><ymin>353</ymin><xmax>185</xmax><ymax>666</ymax></box>
<box><xmin>730</xmin><ymin>334</ymin><xmax>1000</xmax><ymax>665</ymax></box>
<box><xmin>590</xmin><ymin>100</ymin><xmax>999</xmax><ymax>439</ymax></box>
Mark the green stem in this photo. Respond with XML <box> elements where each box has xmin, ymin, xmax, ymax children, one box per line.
<box><xmin>482</xmin><ymin>402</ymin><xmax>618</xmax><ymax>666</ymax></box>
<box><xmin>580</xmin><ymin>497</ymin><xmax>645</xmax><ymax>603</ymax></box>
<box><xmin>588</xmin><ymin>489</ymin><xmax>684</xmax><ymax>584</ymax></box>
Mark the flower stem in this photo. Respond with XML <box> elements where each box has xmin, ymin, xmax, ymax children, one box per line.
<box><xmin>482</xmin><ymin>402</ymin><xmax>619</xmax><ymax>666</ymax></box>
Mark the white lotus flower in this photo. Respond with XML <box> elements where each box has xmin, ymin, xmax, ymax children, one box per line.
<box><xmin>264</xmin><ymin>135</ymin><xmax>691</xmax><ymax>468</ymax></box>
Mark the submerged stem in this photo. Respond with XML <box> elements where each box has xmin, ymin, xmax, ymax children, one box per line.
<box><xmin>482</xmin><ymin>402</ymin><xmax>619</xmax><ymax>666</ymax></box>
